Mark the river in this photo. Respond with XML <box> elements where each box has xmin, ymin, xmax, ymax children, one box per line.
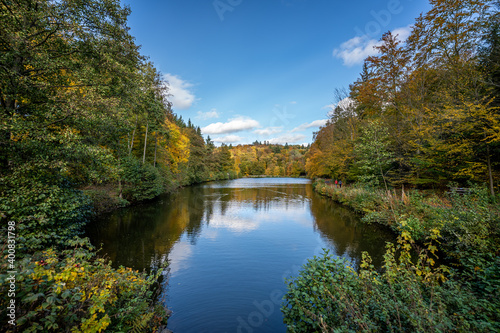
<box><xmin>86</xmin><ymin>178</ymin><xmax>394</xmax><ymax>332</ymax></box>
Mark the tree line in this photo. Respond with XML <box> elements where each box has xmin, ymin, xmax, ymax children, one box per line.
<box><xmin>283</xmin><ymin>2</ymin><xmax>500</xmax><ymax>331</ymax></box>
<box><xmin>306</xmin><ymin>0</ymin><xmax>500</xmax><ymax>195</ymax></box>
<box><xmin>230</xmin><ymin>143</ymin><xmax>308</xmax><ymax>177</ymax></box>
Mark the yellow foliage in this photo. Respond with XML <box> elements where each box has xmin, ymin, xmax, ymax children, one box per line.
<box><xmin>162</xmin><ymin>119</ymin><xmax>190</xmax><ymax>172</ymax></box>
<box><xmin>26</xmin><ymin>248</ymin><xmax>156</xmax><ymax>332</ymax></box>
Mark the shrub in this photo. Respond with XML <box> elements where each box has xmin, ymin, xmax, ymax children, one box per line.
<box><xmin>121</xmin><ymin>157</ymin><xmax>164</xmax><ymax>202</ymax></box>
<box><xmin>0</xmin><ymin>238</ymin><xmax>169</xmax><ymax>332</ymax></box>
<box><xmin>83</xmin><ymin>187</ymin><xmax>129</xmax><ymax>215</ymax></box>
<box><xmin>438</xmin><ymin>185</ymin><xmax>500</xmax><ymax>261</ymax></box>
<box><xmin>282</xmin><ymin>226</ymin><xmax>500</xmax><ymax>332</ymax></box>
<box><xmin>314</xmin><ymin>182</ymin><xmax>500</xmax><ymax>250</ymax></box>
<box><xmin>0</xmin><ymin>177</ymin><xmax>93</xmax><ymax>255</ymax></box>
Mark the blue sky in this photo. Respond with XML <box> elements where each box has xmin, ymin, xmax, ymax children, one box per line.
<box><xmin>122</xmin><ymin>0</ymin><xmax>431</xmax><ymax>145</ymax></box>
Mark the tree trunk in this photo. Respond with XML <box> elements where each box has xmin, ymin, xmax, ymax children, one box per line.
<box><xmin>129</xmin><ymin>115</ymin><xmax>138</xmax><ymax>156</ymax></box>
<box><xmin>487</xmin><ymin>144</ymin><xmax>495</xmax><ymax>197</ymax></box>
<box><xmin>143</xmin><ymin>122</ymin><xmax>148</xmax><ymax>164</ymax></box>
<box><xmin>154</xmin><ymin>133</ymin><xmax>157</xmax><ymax>167</ymax></box>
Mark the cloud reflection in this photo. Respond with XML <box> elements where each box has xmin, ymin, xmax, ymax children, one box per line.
<box><xmin>168</xmin><ymin>241</ymin><xmax>194</xmax><ymax>275</ymax></box>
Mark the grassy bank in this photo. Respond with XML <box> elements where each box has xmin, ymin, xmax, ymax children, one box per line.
<box><xmin>281</xmin><ymin>181</ymin><xmax>500</xmax><ymax>332</ymax></box>
<box><xmin>313</xmin><ymin>180</ymin><xmax>499</xmax><ymax>259</ymax></box>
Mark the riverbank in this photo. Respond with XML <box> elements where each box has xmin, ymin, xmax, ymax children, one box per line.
<box><xmin>281</xmin><ymin>180</ymin><xmax>500</xmax><ymax>331</ymax></box>
<box><xmin>86</xmin><ymin>177</ymin><xmax>392</xmax><ymax>331</ymax></box>
<box><xmin>313</xmin><ymin>180</ymin><xmax>499</xmax><ymax>252</ymax></box>
<box><xmin>82</xmin><ymin>173</ymin><xmax>240</xmax><ymax>215</ymax></box>
<box><xmin>1</xmin><ymin>172</ymin><xmax>246</xmax><ymax>332</ymax></box>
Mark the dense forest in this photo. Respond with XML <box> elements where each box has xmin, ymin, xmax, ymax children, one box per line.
<box><xmin>283</xmin><ymin>1</ymin><xmax>500</xmax><ymax>331</ymax></box>
<box><xmin>306</xmin><ymin>0</ymin><xmax>500</xmax><ymax>195</ymax></box>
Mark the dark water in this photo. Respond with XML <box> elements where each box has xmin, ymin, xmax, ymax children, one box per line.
<box><xmin>86</xmin><ymin>178</ymin><xmax>395</xmax><ymax>333</ymax></box>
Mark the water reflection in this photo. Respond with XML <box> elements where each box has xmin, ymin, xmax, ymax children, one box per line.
<box><xmin>86</xmin><ymin>178</ymin><xmax>395</xmax><ymax>332</ymax></box>
<box><xmin>310</xmin><ymin>191</ymin><xmax>394</xmax><ymax>268</ymax></box>
<box><xmin>87</xmin><ymin>186</ymin><xmax>206</xmax><ymax>270</ymax></box>
<box><xmin>87</xmin><ymin>179</ymin><xmax>317</xmax><ymax>270</ymax></box>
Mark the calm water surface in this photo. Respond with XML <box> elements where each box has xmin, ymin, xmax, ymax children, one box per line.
<box><xmin>86</xmin><ymin>178</ymin><xmax>395</xmax><ymax>332</ymax></box>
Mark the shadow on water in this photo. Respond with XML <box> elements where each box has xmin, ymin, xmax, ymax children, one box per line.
<box><xmin>86</xmin><ymin>185</ymin><xmax>209</xmax><ymax>271</ymax></box>
<box><xmin>310</xmin><ymin>190</ymin><xmax>395</xmax><ymax>269</ymax></box>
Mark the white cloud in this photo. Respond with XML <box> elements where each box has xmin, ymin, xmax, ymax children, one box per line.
<box><xmin>291</xmin><ymin>119</ymin><xmax>328</xmax><ymax>132</ymax></box>
<box><xmin>212</xmin><ymin>135</ymin><xmax>244</xmax><ymax>143</ymax></box>
<box><xmin>332</xmin><ymin>25</ymin><xmax>412</xmax><ymax>67</ymax></box>
<box><xmin>322</xmin><ymin>104</ymin><xmax>336</xmax><ymax>110</ymax></box>
<box><xmin>290</xmin><ymin>101</ymin><xmax>297</xmax><ymax>104</ymax></box>
<box><xmin>268</xmin><ymin>134</ymin><xmax>306</xmax><ymax>144</ymax></box>
<box><xmin>168</xmin><ymin>241</ymin><xmax>193</xmax><ymax>274</ymax></box>
<box><xmin>333</xmin><ymin>37</ymin><xmax>381</xmax><ymax>66</ymax></box>
<box><xmin>254</xmin><ymin>127</ymin><xmax>283</xmax><ymax>136</ymax></box>
<box><xmin>201</xmin><ymin>116</ymin><xmax>260</xmax><ymax>135</ymax></box>
<box><xmin>392</xmin><ymin>25</ymin><xmax>412</xmax><ymax>42</ymax></box>
<box><xmin>196</xmin><ymin>108</ymin><xmax>220</xmax><ymax>120</ymax></box>
<box><xmin>164</xmin><ymin>73</ymin><xmax>195</xmax><ymax>110</ymax></box>
<box><xmin>337</xmin><ymin>97</ymin><xmax>355</xmax><ymax>109</ymax></box>
<box><xmin>326</xmin><ymin>98</ymin><xmax>357</xmax><ymax>117</ymax></box>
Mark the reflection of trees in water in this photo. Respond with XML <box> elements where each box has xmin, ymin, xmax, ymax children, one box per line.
<box><xmin>310</xmin><ymin>192</ymin><xmax>395</xmax><ymax>269</ymax></box>
<box><xmin>87</xmin><ymin>183</ymin><xmax>312</xmax><ymax>271</ymax></box>
<box><xmin>87</xmin><ymin>183</ymin><xmax>313</xmax><ymax>270</ymax></box>
<box><xmin>86</xmin><ymin>187</ymin><xmax>207</xmax><ymax>271</ymax></box>
<box><xmin>202</xmin><ymin>184</ymin><xmax>310</xmax><ymax>223</ymax></box>
<box><xmin>86</xmin><ymin>182</ymin><xmax>392</xmax><ymax>273</ymax></box>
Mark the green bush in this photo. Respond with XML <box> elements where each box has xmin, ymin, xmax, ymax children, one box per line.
<box><xmin>121</xmin><ymin>157</ymin><xmax>164</xmax><ymax>202</ymax></box>
<box><xmin>314</xmin><ymin>182</ymin><xmax>500</xmax><ymax>250</ymax></box>
<box><xmin>282</xmin><ymin>227</ymin><xmax>500</xmax><ymax>332</ymax></box>
<box><xmin>438</xmin><ymin>186</ymin><xmax>499</xmax><ymax>261</ymax></box>
<box><xmin>0</xmin><ymin>238</ymin><xmax>169</xmax><ymax>332</ymax></box>
<box><xmin>0</xmin><ymin>176</ymin><xmax>93</xmax><ymax>255</ymax></box>
<box><xmin>83</xmin><ymin>188</ymin><xmax>129</xmax><ymax>215</ymax></box>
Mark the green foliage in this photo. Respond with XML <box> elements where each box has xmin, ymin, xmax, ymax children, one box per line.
<box><xmin>0</xmin><ymin>0</ymin><xmax>178</xmax><ymax>330</ymax></box>
<box><xmin>282</xmin><ymin>252</ymin><xmax>363</xmax><ymax>332</ymax></box>
<box><xmin>82</xmin><ymin>187</ymin><xmax>129</xmax><ymax>215</ymax></box>
<box><xmin>438</xmin><ymin>185</ymin><xmax>500</xmax><ymax>261</ymax></box>
<box><xmin>315</xmin><ymin>181</ymin><xmax>387</xmax><ymax>215</ymax></box>
<box><xmin>0</xmin><ymin>238</ymin><xmax>169</xmax><ymax>332</ymax></box>
<box><xmin>121</xmin><ymin>157</ymin><xmax>164</xmax><ymax>202</ymax></box>
<box><xmin>0</xmin><ymin>175</ymin><xmax>93</xmax><ymax>255</ymax></box>
<box><xmin>352</xmin><ymin>120</ymin><xmax>395</xmax><ymax>188</ymax></box>
<box><xmin>283</xmin><ymin>226</ymin><xmax>500</xmax><ymax>332</ymax></box>
<box><xmin>307</xmin><ymin>0</ymin><xmax>500</xmax><ymax>191</ymax></box>
<box><xmin>314</xmin><ymin>182</ymin><xmax>500</xmax><ymax>248</ymax></box>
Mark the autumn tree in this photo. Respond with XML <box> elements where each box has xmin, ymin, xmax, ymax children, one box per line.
<box><xmin>310</xmin><ymin>0</ymin><xmax>499</xmax><ymax>193</ymax></box>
